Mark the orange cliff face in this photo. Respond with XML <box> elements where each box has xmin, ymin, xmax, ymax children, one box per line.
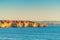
<box><xmin>1</xmin><ymin>21</ymin><xmax>12</xmax><ymax>28</ymax></box>
<box><xmin>8</xmin><ymin>21</ymin><xmax>13</xmax><ymax>27</ymax></box>
<box><xmin>24</xmin><ymin>21</ymin><xmax>30</xmax><ymax>27</ymax></box>
<box><xmin>32</xmin><ymin>22</ymin><xmax>38</xmax><ymax>27</ymax></box>
<box><xmin>0</xmin><ymin>20</ymin><xmax>13</xmax><ymax>28</ymax></box>
<box><xmin>17</xmin><ymin>21</ymin><xmax>23</xmax><ymax>27</ymax></box>
<box><xmin>0</xmin><ymin>21</ymin><xmax>3</xmax><ymax>28</ymax></box>
<box><xmin>40</xmin><ymin>23</ymin><xmax>48</xmax><ymax>27</ymax></box>
<box><xmin>1</xmin><ymin>21</ymin><xmax>8</xmax><ymax>28</ymax></box>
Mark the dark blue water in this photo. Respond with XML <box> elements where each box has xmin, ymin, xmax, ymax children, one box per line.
<box><xmin>0</xmin><ymin>26</ymin><xmax>60</xmax><ymax>40</ymax></box>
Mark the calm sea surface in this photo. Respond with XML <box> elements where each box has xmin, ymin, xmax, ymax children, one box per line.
<box><xmin>0</xmin><ymin>26</ymin><xmax>60</xmax><ymax>40</ymax></box>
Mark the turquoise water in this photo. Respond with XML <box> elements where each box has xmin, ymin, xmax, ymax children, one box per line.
<box><xmin>0</xmin><ymin>26</ymin><xmax>60</xmax><ymax>40</ymax></box>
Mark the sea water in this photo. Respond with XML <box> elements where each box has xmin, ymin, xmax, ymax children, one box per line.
<box><xmin>0</xmin><ymin>26</ymin><xmax>60</xmax><ymax>40</ymax></box>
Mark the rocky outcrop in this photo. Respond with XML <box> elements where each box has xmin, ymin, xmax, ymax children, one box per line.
<box><xmin>0</xmin><ymin>20</ymin><xmax>48</xmax><ymax>28</ymax></box>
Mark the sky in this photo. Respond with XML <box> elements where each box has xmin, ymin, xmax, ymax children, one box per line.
<box><xmin>0</xmin><ymin>0</ymin><xmax>60</xmax><ymax>21</ymax></box>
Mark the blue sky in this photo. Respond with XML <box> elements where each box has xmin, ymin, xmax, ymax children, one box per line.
<box><xmin>0</xmin><ymin>0</ymin><xmax>60</xmax><ymax>21</ymax></box>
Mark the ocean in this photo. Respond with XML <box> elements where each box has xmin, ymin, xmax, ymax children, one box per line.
<box><xmin>0</xmin><ymin>26</ymin><xmax>60</xmax><ymax>40</ymax></box>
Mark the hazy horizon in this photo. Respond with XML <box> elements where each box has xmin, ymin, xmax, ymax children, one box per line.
<box><xmin>0</xmin><ymin>0</ymin><xmax>60</xmax><ymax>21</ymax></box>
